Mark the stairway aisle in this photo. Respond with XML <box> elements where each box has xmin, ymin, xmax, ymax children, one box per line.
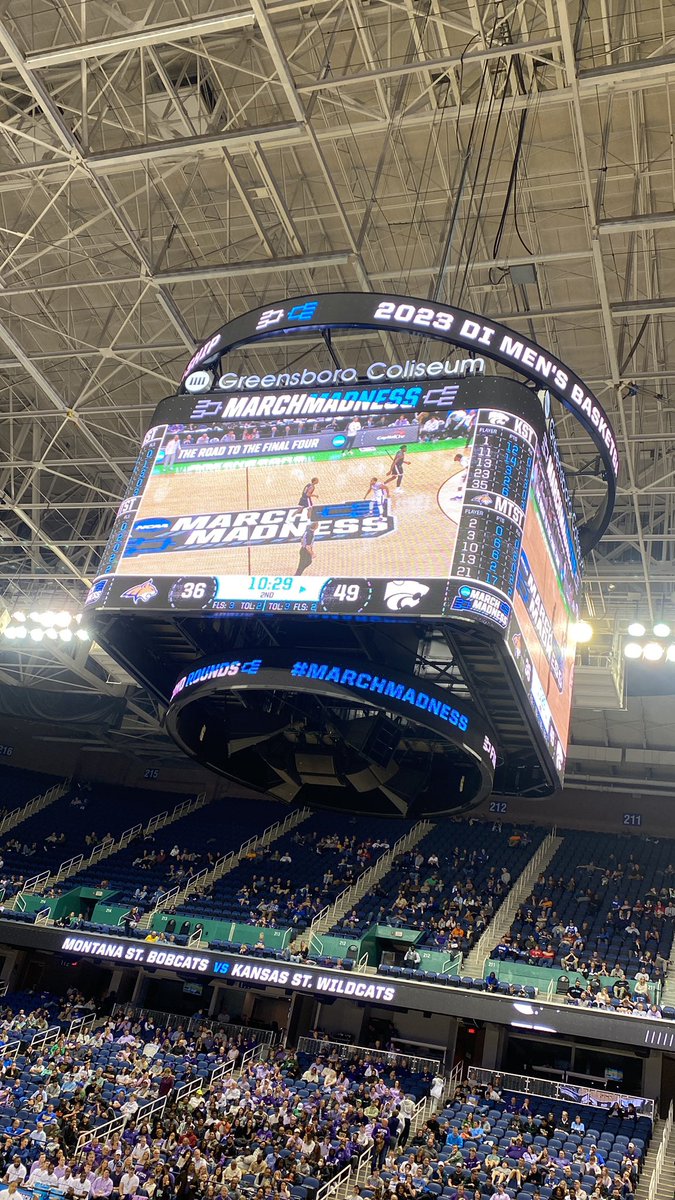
<box><xmin>461</xmin><ymin>829</ymin><xmax>562</xmax><ymax>978</ymax></box>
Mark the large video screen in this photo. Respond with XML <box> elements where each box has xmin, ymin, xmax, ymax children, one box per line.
<box><xmin>90</xmin><ymin>379</ymin><xmax>541</xmax><ymax>626</ymax></box>
<box><xmin>506</xmin><ymin>423</ymin><xmax>580</xmax><ymax>774</ymax></box>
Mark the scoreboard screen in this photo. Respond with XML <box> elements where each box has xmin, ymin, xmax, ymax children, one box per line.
<box><xmin>90</xmin><ymin>377</ymin><xmax>544</xmax><ymax>628</ymax></box>
<box><xmin>86</xmin><ymin>292</ymin><xmax>614</xmax><ymax>805</ymax></box>
<box><xmin>507</xmin><ymin>424</ymin><xmax>580</xmax><ymax>776</ymax></box>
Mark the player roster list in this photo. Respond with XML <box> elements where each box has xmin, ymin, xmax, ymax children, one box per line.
<box><xmin>450</xmin><ymin>410</ymin><xmax>536</xmax><ymax>603</ymax></box>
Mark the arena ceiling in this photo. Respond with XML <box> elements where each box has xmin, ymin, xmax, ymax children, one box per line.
<box><xmin>0</xmin><ymin>0</ymin><xmax>673</xmax><ymax>786</ymax></box>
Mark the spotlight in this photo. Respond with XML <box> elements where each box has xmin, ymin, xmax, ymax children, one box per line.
<box><xmin>45</xmin><ymin>629</ymin><xmax>58</xmax><ymax>640</ymax></box>
<box><xmin>30</xmin><ymin>628</ymin><xmax>44</xmax><ymax>642</ymax></box>
<box><xmin>58</xmin><ymin>628</ymin><xmax>72</xmax><ymax>642</ymax></box>
<box><xmin>667</xmin><ymin>645</ymin><xmax>675</xmax><ymax>663</ymax></box>
<box><xmin>14</xmin><ymin>627</ymin><xmax>26</xmax><ymax>639</ymax></box>
<box><xmin>4</xmin><ymin>628</ymin><xmax>15</xmax><ymax>639</ymax></box>
<box><xmin>29</xmin><ymin>611</ymin><xmax>40</xmax><ymax>623</ymax></box>
<box><xmin>624</xmin><ymin>642</ymin><xmax>643</xmax><ymax>659</ymax></box>
<box><xmin>627</xmin><ymin>622</ymin><xmax>646</xmax><ymax>637</ymax></box>
<box><xmin>643</xmin><ymin>642</ymin><xmax>664</xmax><ymax>662</ymax></box>
<box><xmin>55</xmin><ymin>612</ymin><xmax>72</xmax><ymax>627</ymax></box>
<box><xmin>653</xmin><ymin>623</ymin><xmax>671</xmax><ymax>638</ymax></box>
<box><xmin>572</xmin><ymin>620</ymin><xmax>593</xmax><ymax>644</ymax></box>
<box><xmin>12</xmin><ymin>612</ymin><xmax>25</xmax><ymax>623</ymax></box>
<box><xmin>75</xmin><ymin>628</ymin><xmax>90</xmax><ymax>641</ymax></box>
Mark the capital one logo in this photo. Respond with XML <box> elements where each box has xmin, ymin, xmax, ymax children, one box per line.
<box><xmin>383</xmin><ymin>580</ymin><xmax>430</xmax><ymax>611</ymax></box>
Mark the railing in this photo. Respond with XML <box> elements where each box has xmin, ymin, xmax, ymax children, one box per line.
<box><xmin>0</xmin><ymin>980</ymin><xmax>8</xmax><ymax>997</ymax></box>
<box><xmin>357</xmin><ymin>950</ymin><xmax>369</xmax><ymax>971</ymax></box>
<box><xmin>315</xmin><ymin>1161</ymin><xmax>350</xmax><ymax>1200</ymax></box>
<box><xmin>67</xmin><ymin>1013</ymin><xmax>96</xmax><ymax>1040</ymax></box>
<box><xmin>91</xmin><ymin>834</ymin><xmax>116</xmax><ymax>860</ymax></box>
<box><xmin>52</xmin><ymin>793</ymin><xmax>209</xmax><ymax>887</ymax></box>
<box><xmin>297</xmin><ymin>1035</ymin><xmax>441</xmax><ymax>1073</ymax></box>
<box><xmin>466</xmin><ymin>1066</ymin><xmax>655</xmax><ymax>1121</ymax></box>
<box><xmin>188</xmin><ymin>927</ymin><xmax>203</xmax><ymax>948</ymax></box>
<box><xmin>112</xmin><ymin>1003</ymin><xmax>186</xmax><ymax>1029</ymax></box>
<box><xmin>0</xmin><ymin>780</ymin><xmax>69</xmax><ymax>837</ymax></box>
<box><xmin>76</xmin><ymin>1113</ymin><xmax>123</xmax><ymax>1156</ymax></box>
<box><xmin>29</xmin><ymin>1024</ymin><xmax>61</xmax><ymax>1053</ymax></box>
<box><xmin>447</xmin><ymin>1059</ymin><xmax>464</xmax><ymax>1098</ymax></box>
<box><xmin>442</xmin><ymin>953</ymin><xmax>462</xmax><ymax>975</ymax></box>
<box><xmin>467</xmin><ymin>828</ymin><xmax>559</xmax><ymax>968</ymax></box>
<box><xmin>56</xmin><ymin>853</ymin><xmax>83</xmax><ymax>876</ymax></box>
<box><xmin>110</xmin><ymin>1003</ymin><xmax>277</xmax><ymax>1046</ymax></box>
<box><xmin>1</xmin><ymin>1039</ymin><xmax>20</xmax><ymax>1060</ymax></box>
<box><xmin>145</xmin><ymin>810</ymin><xmax>168</xmax><ymax>834</ymax></box>
<box><xmin>172</xmin><ymin>1042</ymin><xmax>261</xmax><ymax>1107</ymax></box>
<box><xmin>310</xmin><ymin>820</ymin><xmax>432</xmax><ymax>937</ymax></box>
<box><xmin>13</xmin><ymin>893</ymin><xmax>25</xmax><ymax>913</ymax></box>
<box><xmin>647</xmin><ymin>1100</ymin><xmax>673</xmax><ymax>1200</ymax></box>
<box><xmin>150</xmin><ymin>806</ymin><xmax>310</xmax><ymax>916</ymax></box>
<box><xmin>187</xmin><ymin>1016</ymin><xmax>278</xmax><ymax>1046</ymax></box>
<box><xmin>22</xmin><ymin>870</ymin><xmax>50</xmax><ymax>894</ymax></box>
<box><xmin>35</xmin><ymin>907</ymin><xmax>50</xmax><ymax>925</ymax></box>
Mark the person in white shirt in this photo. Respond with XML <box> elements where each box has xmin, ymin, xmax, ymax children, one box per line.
<box><xmin>28</xmin><ymin>1155</ymin><xmax>49</xmax><ymax>1181</ymax></box>
<box><xmin>4</xmin><ymin>1158</ymin><xmax>26</xmax><ymax>1185</ymax></box>
<box><xmin>72</xmin><ymin>1170</ymin><xmax>92</xmax><ymax>1199</ymax></box>
<box><xmin>119</xmin><ymin>1169</ymin><xmax>139</xmax><ymax>1199</ymax></box>
<box><xmin>121</xmin><ymin>1094</ymin><xmax>139</xmax><ymax>1120</ymax></box>
<box><xmin>0</xmin><ymin>1181</ymin><xmax>21</xmax><ymax>1200</ymax></box>
<box><xmin>30</xmin><ymin>1121</ymin><xmax>47</xmax><ymax>1146</ymax></box>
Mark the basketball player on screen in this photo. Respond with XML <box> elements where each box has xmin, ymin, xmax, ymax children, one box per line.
<box><xmin>383</xmin><ymin>446</ymin><xmax>410</xmax><ymax>491</ymax></box>
<box><xmin>364</xmin><ymin>476</ymin><xmax>389</xmax><ymax>515</ymax></box>
<box><xmin>297</xmin><ymin>477</ymin><xmax>319</xmax><ymax>511</ymax></box>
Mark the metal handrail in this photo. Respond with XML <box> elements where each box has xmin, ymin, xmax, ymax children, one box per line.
<box><xmin>467</xmin><ymin>829</ymin><xmax>559</xmax><ymax>968</ymax></box>
<box><xmin>647</xmin><ymin>1100</ymin><xmax>673</xmax><ymax>1200</ymax></box>
<box><xmin>310</xmin><ymin>821</ymin><xmax>431</xmax><ymax>938</ymax></box>
<box><xmin>149</xmin><ymin>805</ymin><xmax>309</xmax><ymax>917</ymax></box>
<box><xmin>0</xmin><ymin>780</ymin><xmax>70</xmax><ymax>837</ymax></box>
<box><xmin>22</xmin><ymin>870</ymin><xmax>50</xmax><ymax>894</ymax></box>
<box><xmin>296</xmin><ymin>1035</ymin><xmax>441</xmax><ymax>1072</ymax></box>
<box><xmin>467</xmin><ymin>1066</ymin><xmax>655</xmax><ymax>1121</ymax></box>
<box><xmin>29</xmin><ymin>1024</ymin><xmax>61</xmax><ymax>1053</ymax></box>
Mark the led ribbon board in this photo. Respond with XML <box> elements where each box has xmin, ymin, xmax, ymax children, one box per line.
<box><xmin>166</xmin><ymin>649</ymin><xmax>497</xmax><ymax>814</ymax></box>
<box><xmin>181</xmin><ymin>292</ymin><xmax>617</xmax><ymax>554</ymax></box>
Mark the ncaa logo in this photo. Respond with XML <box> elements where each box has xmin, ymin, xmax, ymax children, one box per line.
<box><xmin>184</xmin><ymin>370</ymin><xmax>214</xmax><ymax>393</ymax></box>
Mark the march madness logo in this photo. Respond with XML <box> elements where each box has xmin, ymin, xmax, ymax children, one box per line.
<box><xmin>124</xmin><ymin>502</ymin><xmax>394</xmax><ymax>557</ymax></box>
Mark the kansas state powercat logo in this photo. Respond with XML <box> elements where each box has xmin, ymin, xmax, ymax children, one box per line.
<box><xmin>121</xmin><ymin>580</ymin><xmax>159</xmax><ymax>605</ymax></box>
<box><xmin>383</xmin><ymin>580</ymin><xmax>430</xmax><ymax>611</ymax></box>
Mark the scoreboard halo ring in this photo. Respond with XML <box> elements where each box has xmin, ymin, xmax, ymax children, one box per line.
<box><xmin>181</xmin><ymin>291</ymin><xmax>617</xmax><ymax>555</ymax></box>
<box><xmin>165</xmin><ymin>649</ymin><xmax>497</xmax><ymax>816</ymax></box>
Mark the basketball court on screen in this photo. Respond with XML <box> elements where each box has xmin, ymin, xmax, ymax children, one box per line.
<box><xmin>121</xmin><ymin>441</ymin><xmax>469</xmax><ymax>580</ymax></box>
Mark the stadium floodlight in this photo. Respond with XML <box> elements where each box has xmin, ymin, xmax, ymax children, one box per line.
<box><xmin>4</xmin><ymin>627</ymin><xmax>15</xmax><ymax>639</ymax></box>
<box><xmin>30</xmin><ymin>628</ymin><xmax>44</xmax><ymax>642</ymax></box>
<box><xmin>667</xmin><ymin>645</ymin><xmax>675</xmax><ymax>663</ymax></box>
<box><xmin>643</xmin><ymin>641</ymin><xmax>664</xmax><ymax>662</ymax></box>
<box><xmin>12</xmin><ymin>612</ymin><xmax>25</xmax><ymax>623</ymax></box>
<box><xmin>58</xmin><ymin>628</ymin><xmax>72</xmax><ymax>642</ymax></box>
<box><xmin>572</xmin><ymin>620</ymin><xmax>593</xmax><ymax>644</ymax></box>
<box><xmin>75</xmin><ymin>628</ymin><xmax>90</xmax><ymax>641</ymax></box>
<box><xmin>45</xmin><ymin>629</ymin><xmax>58</xmax><ymax>640</ymax></box>
<box><xmin>624</xmin><ymin>642</ymin><xmax>643</xmax><ymax>659</ymax></box>
<box><xmin>653</xmin><ymin>622</ymin><xmax>671</xmax><ymax>638</ymax></box>
<box><xmin>627</xmin><ymin>622</ymin><xmax>646</xmax><ymax>637</ymax></box>
<box><xmin>14</xmin><ymin>626</ymin><xmax>26</xmax><ymax>639</ymax></box>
